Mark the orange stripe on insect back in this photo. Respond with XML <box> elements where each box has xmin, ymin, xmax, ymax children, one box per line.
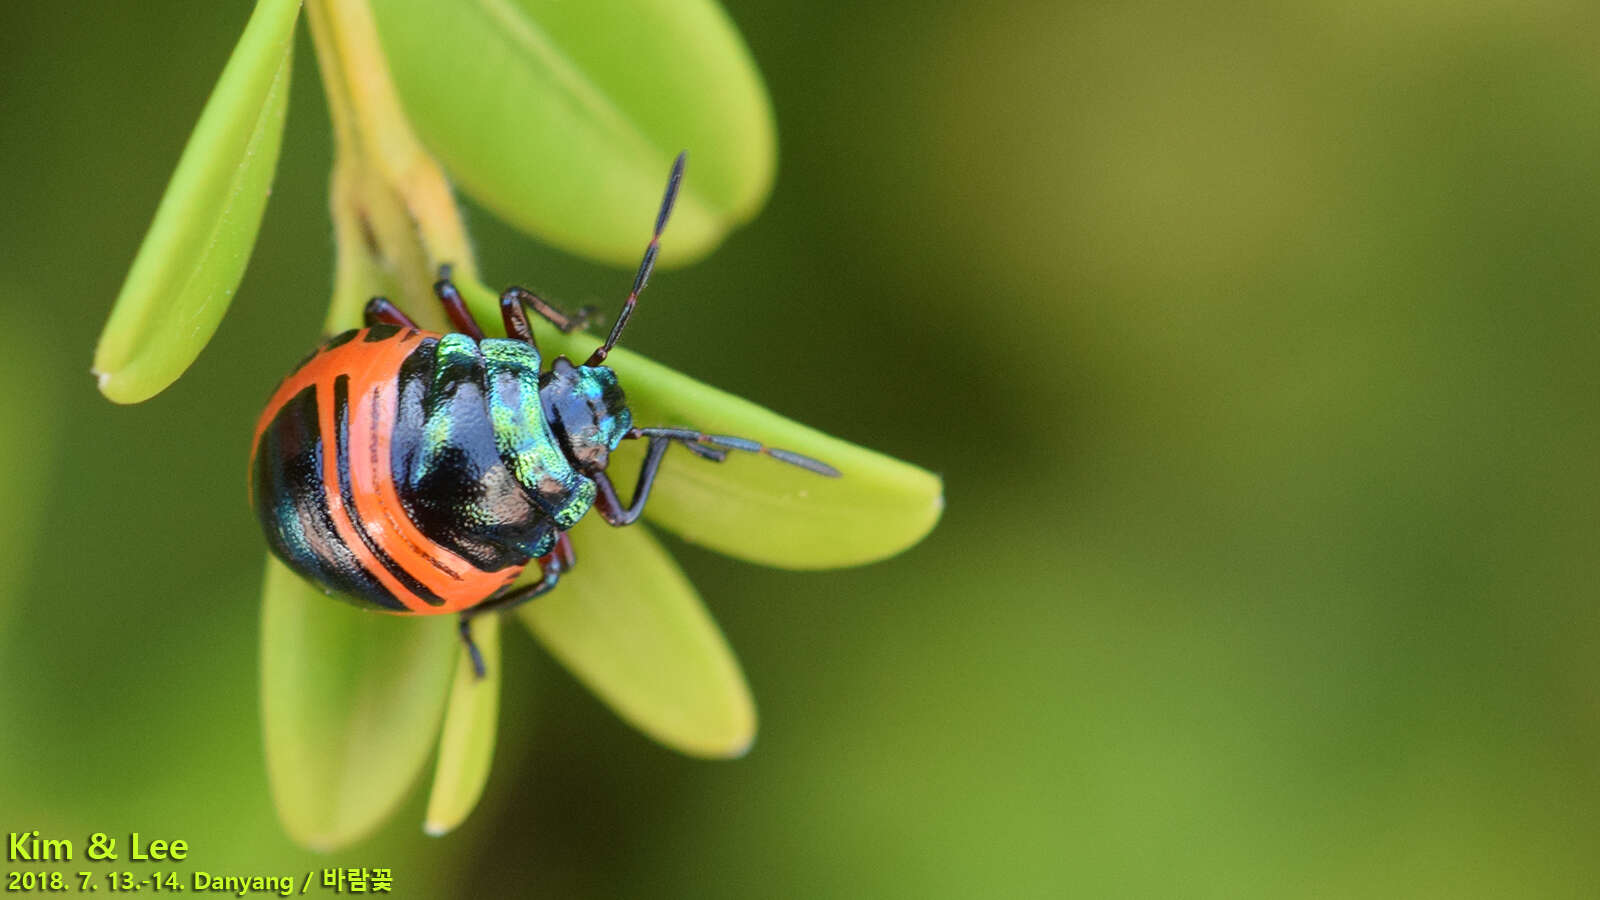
<box><xmin>312</xmin><ymin>362</ymin><xmax>434</xmax><ymax>614</ymax></box>
<box><xmin>252</xmin><ymin>328</ymin><xmax>439</xmax><ymax>451</ymax></box>
<box><xmin>347</xmin><ymin>373</ymin><xmax>505</xmax><ymax>614</ymax></box>
<box><xmin>251</xmin><ymin>333</ymin><xmax>356</xmax><ymax>505</ymax></box>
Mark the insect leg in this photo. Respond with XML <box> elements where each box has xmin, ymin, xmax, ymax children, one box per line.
<box><xmin>457</xmin><ymin>618</ymin><xmax>488</xmax><ymax>680</ymax></box>
<box><xmin>433</xmin><ymin>264</ymin><xmax>487</xmax><ymax>340</ymax></box>
<box><xmin>363</xmin><ymin>297</ymin><xmax>419</xmax><ymax>329</ymax></box>
<box><xmin>593</xmin><ymin>436</ymin><xmax>672</xmax><ymax>526</ymax></box>
<box><xmin>456</xmin><ymin>533</ymin><xmax>577</xmax><ymax>679</ymax></box>
<box><xmin>499</xmin><ymin>291</ymin><xmax>537</xmax><ymax>345</ymax></box>
<box><xmin>592</xmin><ymin>425</ymin><xmax>840</xmax><ymax>531</ymax></box>
<box><xmin>502</xmin><ymin>286</ymin><xmax>596</xmax><ymax>335</ymax></box>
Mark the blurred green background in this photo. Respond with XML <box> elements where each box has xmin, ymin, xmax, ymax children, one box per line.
<box><xmin>4</xmin><ymin>1</ymin><xmax>1600</xmax><ymax>896</ymax></box>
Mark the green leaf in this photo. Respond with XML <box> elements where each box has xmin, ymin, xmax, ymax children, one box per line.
<box><xmin>455</xmin><ymin>278</ymin><xmax>945</xmax><ymax>569</ymax></box>
<box><xmin>424</xmin><ymin>616</ymin><xmax>500</xmax><ymax>836</ymax></box>
<box><xmin>93</xmin><ymin>0</ymin><xmax>300</xmax><ymax>404</ymax></box>
<box><xmin>519</xmin><ymin>517</ymin><xmax>755</xmax><ymax>757</ymax></box>
<box><xmin>261</xmin><ymin>558</ymin><xmax>457</xmax><ymax>851</ymax></box>
<box><xmin>371</xmin><ymin>0</ymin><xmax>775</xmax><ymax>266</ymax></box>
<box><xmin>604</xmin><ymin>349</ymin><xmax>946</xmax><ymax>569</ymax></box>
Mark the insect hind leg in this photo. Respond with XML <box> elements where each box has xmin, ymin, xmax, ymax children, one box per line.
<box><xmin>434</xmin><ymin>264</ymin><xmax>487</xmax><ymax>340</ymax></box>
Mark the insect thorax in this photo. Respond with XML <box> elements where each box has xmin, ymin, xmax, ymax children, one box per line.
<box><xmin>393</xmin><ymin>334</ymin><xmax>596</xmax><ymax>569</ymax></box>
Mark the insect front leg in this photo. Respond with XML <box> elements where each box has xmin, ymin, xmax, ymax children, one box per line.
<box><xmin>593</xmin><ymin>436</ymin><xmax>672</xmax><ymax>526</ymax></box>
<box><xmin>502</xmin><ymin>286</ymin><xmax>596</xmax><ymax>336</ymax></box>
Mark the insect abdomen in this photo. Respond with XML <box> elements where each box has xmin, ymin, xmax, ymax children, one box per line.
<box><xmin>253</xmin><ymin>379</ymin><xmax>411</xmax><ymax>610</ymax></box>
<box><xmin>250</xmin><ymin>326</ymin><xmax>528</xmax><ymax>614</ymax></box>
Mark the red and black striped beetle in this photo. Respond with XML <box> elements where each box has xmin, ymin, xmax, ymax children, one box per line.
<box><xmin>249</xmin><ymin>153</ymin><xmax>838</xmax><ymax>676</ymax></box>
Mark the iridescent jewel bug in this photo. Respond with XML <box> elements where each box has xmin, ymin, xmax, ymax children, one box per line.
<box><xmin>249</xmin><ymin>153</ymin><xmax>838</xmax><ymax>676</ymax></box>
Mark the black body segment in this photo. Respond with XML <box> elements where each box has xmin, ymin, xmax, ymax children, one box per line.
<box><xmin>252</xmin><ymin>383</ymin><xmax>408</xmax><ymax>611</ymax></box>
<box><xmin>391</xmin><ymin>335</ymin><xmax>564</xmax><ymax>572</ymax></box>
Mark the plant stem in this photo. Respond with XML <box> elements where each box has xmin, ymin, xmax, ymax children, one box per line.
<box><xmin>305</xmin><ymin>0</ymin><xmax>478</xmax><ymax>331</ymax></box>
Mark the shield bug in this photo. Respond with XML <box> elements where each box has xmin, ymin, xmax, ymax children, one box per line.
<box><xmin>250</xmin><ymin>153</ymin><xmax>838</xmax><ymax>675</ymax></box>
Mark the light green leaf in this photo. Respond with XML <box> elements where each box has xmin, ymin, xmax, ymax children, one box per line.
<box><xmin>93</xmin><ymin>0</ymin><xmax>301</xmax><ymax>404</ymax></box>
<box><xmin>454</xmin><ymin>277</ymin><xmax>944</xmax><ymax>569</ymax></box>
<box><xmin>519</xmin><ymin>517</ymin><xmax>755</xmax><ymax>757</ymax></box>
<box><xmin>604</xmin><ymin>349</ymin><xmax>946</xmax><ymax>569</ymax></box>
<box><xmin>371</xmin><ymin>0</ymin><xmax>775</xmax><ymax>266</ymax></box>
<box><xmin>424</xmin><ymin>616</ymin><xmax>500</xmax><ymax>836</ymax></box>
<box><xmin>261</xmin><ymin>558</ymin><xmax>457</xmax><ymax>851</ymax></box>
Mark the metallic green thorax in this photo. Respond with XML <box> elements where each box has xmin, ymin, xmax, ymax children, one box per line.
<box><xmin>394</xmin><ymin>333</ymin><xmax>597</xmax><ymax>568</ymax></box>
<box><xmin>476</xmin><ymin>337</ymin><xmax>596</xmax><ymax>531</ymax></box>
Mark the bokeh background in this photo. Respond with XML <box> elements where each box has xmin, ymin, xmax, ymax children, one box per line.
<box><xmin>4</xmin><ymin>1</ymin><xmax>1599</xmax><ymax>896</ymax></box>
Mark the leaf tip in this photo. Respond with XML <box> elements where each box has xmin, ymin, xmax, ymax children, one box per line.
<box><xmin>881</xmin><ymin>469</ymin><xmax>946</xmax><ymax>563</ymax></box>
<box><xmin>720</xmin><ymin>725</ymin><xmax>757</xmax><ymax>760</ymax></box>
<box><xmin>92</xmin><ymin>366</ymin><xmax>153</xmax><ymax>405</ymax></box>
<box><xmin>679</xmin><ymin>684</ymin><xmax>756</xmax><ymax>760</ymax></box>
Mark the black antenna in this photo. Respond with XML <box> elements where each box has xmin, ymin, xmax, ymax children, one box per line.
<box><xmin>587</xmin><ymin>151</ymin><xmax>687</xmax><ymax>366</ymax></box>
<box><xmin>628</xmin><ymin>427</ymin><xmax>842</xmax><ymax>478</ymax></box>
